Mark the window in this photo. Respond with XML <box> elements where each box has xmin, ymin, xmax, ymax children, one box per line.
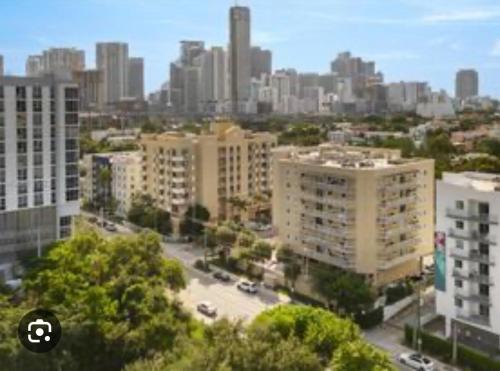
<box><xmin>479</xmin><ymin>284</ymin><xmax>489</xmax><ymax>297</ymax></box>
<box><xmin>455</xmin><ymin>239</ymin><xmax>464</xmax><ymax>249</ymax></box>
<box><xmin>454</xmin><ymin>279</ymin><xmax>463</xmax><ymax>288</ymax></box>
<box><xmin>479</xmin><ymin>304</ymin><xmax>490</xmax><ymax>317</ymax></box>
<box><xmin>455</xmin><ymin>298</ymin><xmax>463</xmax><ymax>308</ymax></box>
<box><xmin>479</xmin><ymin>243</ymin><xmax>489</xmax><ymax>256</ymax></box>
<box><xmin>18</xmin><ymin>195</ymin><xmax>28</xmax><ymax>208</ymax></box>
<box><xmin>479</xmin><ymin>264</ymin><xmax>489</xmax><ymax>276</ymax></box>
<box><xmin>479</xmin><ymin>223</ymin><xmax>489</xmax><ymax>235</ymax></box>
<box><xmin>456</xmin><ymin>200</ymin><xmax>464</xmax><ymax>210</ymax></box>
<box><xmin>455</xmin><ymin>220</ymin><xmax>464</xmax><ymax>230</ymax></box>
<box><xmin>478</xmin><ymin>202</ymin><xmax>489</xmax><ymax>215</ymax></box>
<box><xmin>454</xmin><ymin>259</ymin><xmax>463</xmax><ymax>268</ymax></box>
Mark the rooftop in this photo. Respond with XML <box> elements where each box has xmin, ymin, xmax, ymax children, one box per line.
<box><xmin>442</xmin><ymin>172</ymin><xmax>500</xmax><ymax>192</ymax></box>
<box><xmin>275</xmin><ymin>144</ymin><xmax>427</xmax><ymax>169</ymax></box>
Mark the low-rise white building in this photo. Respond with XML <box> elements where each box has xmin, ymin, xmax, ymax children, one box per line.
<box><xmin>436</xmin><ymin>172</ymin><xmax>500</xmax><ymax>353</ymax></box>
<box><xmin>111</xmin><ymin>152</ymin><xmax>142</xmax><ymax>217</ymax></box>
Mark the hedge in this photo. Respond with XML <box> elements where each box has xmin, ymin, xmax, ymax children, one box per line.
<box><xmin>404</xmin><ymin>325</ymin><xmax>500</xmax><ymax>371</ymax></box>
<box><xmin>385</xmin><ymin>282</ymin><xmax>414</xmax><ymax>305</ymax></box>
<box><xmin>354</xmin><ymin>307</ymin><xmax>384</xmax><ymax>329</ymax></box>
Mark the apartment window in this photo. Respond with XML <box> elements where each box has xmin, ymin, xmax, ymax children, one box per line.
<box><xmin>33</xmin><ymin>100</ymin><xmax>43</xmax><ymax>112</ymax></box>
<box><xmin>479</xmin><ymin>223</ymin><xmax>489</xmax><ymax>235</ymax></box>
<box><xmin>479</xmin><ymin>284</ymin><xmax>489</xmax><ymax>297</ymax></box>
<box><xmin>455</xmin><ymin>200</ymin><xmax>464</xmax><ymax>210</ymax></box>
<box><xmin>455</xmin><ymin>239</ymin><xmax>464</xmax><ymax>249</ymax></box>
<box><xmin>33</xmin><ymin>85</ymin><xmax>42</xmax><ymax>99</ymax></box>
<box><xmin>34</xmin><ymin>193</ymin><xmax>44</xmax><ymax>206</ymax></box>
<box><xmin>454</xmin><ymin>259</ymin><xmax>463</xmax><ymax>268</ymax></box>
<box><xmin>478</xmin><ymin>202</ymin><xmax>489</xmax><ymax>215</ymax></box>
<box><xmin>454</xmin><ymin>298</ymin><xmax>463</xmax><ymax>308</ymax></box>
<box><xmin>479</xmin><ymin>243</ymin><xmax>489</xmax><ymax>256</ymax></box>
<box><xmin>454</xmin><ymin>279</ymin><xmax>463</xmax><ymax>288</ymax></box>
<box><xmin>479</xmin><ymin>264</ymin><xmax>489</xmax><ymax>276</ymax></box>
<box><xmin>455</xmin><ymin>220</ymin><xmax>464</xmax><ymax>230</ymax></box>
<box><xmin>16</xmin><ymin>86</ymin><xmax>26</xmax><ymax>99</ymax></box>
<box><xmin>479</xmin><ymin>305</ymin><xmax>490</xmax><ymax>317</ymax></box>
<box><xmin>18</xmin><ymin>195</ymin><xmax>28</xmax><ymax>208</ymax></box>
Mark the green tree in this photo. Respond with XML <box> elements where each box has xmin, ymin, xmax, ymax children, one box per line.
<box><xmin>128</xmin><ymin>194</ymin><xmax>172</xmax><ymax>235</ymax></box>
<box><xmin>311</xmin><ymin>264</ymin><xmax>373</xmax><ymax>314</ymax></box>
<box><xmin>179</xmin><ymin>204</ymin><xmax>211</xmax><ymax>237</ymax></box>
<box><xmin>0</xmin><ymin>230</ymin><xmax>190</xmax><ymax>371</ymax></box>
<box><xmin>277</xmin><ymin>246</ymin><xmax>302</xmax><ymax>290</ymax></box>
<box><xmin>330</xmin><ymin>339</ymin><xmax>395</xmax><ymax>370</ymax></box>
<box><xmin>250</xmin><ymin>240</ymin><xmax>273</xmax><ymax>261</ymax></box>
<box><xmin>215</xmin><ymin>225</ymin><xmax>238</xmax><ymax>260</ymax></box>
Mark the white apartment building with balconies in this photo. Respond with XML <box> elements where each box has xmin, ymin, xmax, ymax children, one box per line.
<box><xmin>436</xmin><ymin>172</ymin><xmax>500</xmax><ymax>353</ymax></box>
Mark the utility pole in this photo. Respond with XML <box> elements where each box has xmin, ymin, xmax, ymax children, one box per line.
<box><xmin>413</xmin><ymin>255</ymin><xmax>423</xmax><ymax>351</ymax></box>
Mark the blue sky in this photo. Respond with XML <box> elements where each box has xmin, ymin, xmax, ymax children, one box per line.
<box><xmin>2</xmin><ymin>0</ymin><xmax>500</xmax><ymax>97</ymax></box>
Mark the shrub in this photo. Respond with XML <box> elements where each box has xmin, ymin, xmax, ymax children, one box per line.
<box><xmin>385</xmin><ymin>281</ymin><xmax>414</xmax><ymax>305</ymax></box>
<box><xmin>354</xmin><ymin>307</ymin><xmax>383</xmax><ymax>329</ymax></box>
<box><xmin>193</xmin><ymin>259</ymin><xmax>211</xmax><ymax>272</ymax></box>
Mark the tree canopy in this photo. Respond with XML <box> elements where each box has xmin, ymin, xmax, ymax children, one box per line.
<box><xmin>128</xmin><ymin>194</ymin><xmax>173</xmax><ymax>235</ymax></box>
<box><xmin>0</xmin><ymin>230</ymin><xmax>191</xmax><ymax>371</ymax></box>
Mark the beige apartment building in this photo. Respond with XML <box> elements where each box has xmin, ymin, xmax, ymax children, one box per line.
<box><xmin>111</xmin><ymin>152</ymin><xmax>142</xmax><ymax>218</ymax></box>
<box><xmin>272</xmin><ymin>144</ymin><xmax>434</xmax><ymax>287</ymax></box>
<box><xmin>140</xmin><ymin>121</ymin><xmax>277</xmax><ymax>221</ymax></box>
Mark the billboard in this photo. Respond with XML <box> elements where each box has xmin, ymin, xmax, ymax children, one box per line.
<box><xmin>434</xmin><ymin>231</ymin><xmax>446</xmax><ymax>292</ymax></box>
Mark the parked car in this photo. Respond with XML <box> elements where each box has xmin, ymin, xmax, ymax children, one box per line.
<box><xmin>104</xmin><ymin>223</ymin><xmax>117</xmax><ymax>232</ymax></box>
<box><xmin>213</xmin><ymin>271</ymin><xmax>231</xmax><ymax>282</ymax></box>
<box><xmin>197</xmin><ymin>301</ymin><xmax>217</xmax><ymax>318</ymax></box>
<box><xmin>237</xmin><ymin>280</ymin><xmax>258</xmax><ymax>294</ymax></box>
<box><xmin>87</xmin><ymin>216</ymin><xmax>98</xmax><ymax>224</ymax></box>
<box><xmin>398</xmin><ymin>352</ymin><xmax>435</xmax><ymax>371</ymax></box>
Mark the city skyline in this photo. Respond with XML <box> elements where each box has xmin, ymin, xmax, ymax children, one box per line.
<box><xmin>2</xmin><ymin>0</ymin><xmax>500</xmax><ymax>97</ymax></box>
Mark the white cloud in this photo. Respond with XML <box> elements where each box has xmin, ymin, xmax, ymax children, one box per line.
<box><xmin>422</xmin><ymin>9</ymin><xmax>500</xmax><ymax>23</ymax></box>
<box><xmin>491</xmin><ymin>39</ymin><xmax>500</xmax><ymax>56</ymax></box>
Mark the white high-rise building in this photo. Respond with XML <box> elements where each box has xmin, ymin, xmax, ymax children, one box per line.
<box><xmin>436</xmin><ymin>172</ymin><xmax>500</xmax><ymax>353</ymax></box>
<box><xmin>200</xmin><ymin>47</ymin><xmax>227</xmax><ymax>113</ymax></box>
<box><xmin>41</xmin><ymin>48</ymin><xmax>85</xmax><ymax>75</ymax></box>
<box><xmin>111</xmin><ymin>152</ymin><xmax>142</xmax><ymax>218</ymax></box>
<box><xmin>128</xmin><ymin>57</ymin><xmax>144</xmax><ymax>101</ymax></box>
<box><xmin>229</xmin><ymin>6</ymin><xmax>251</xmax><ymax>113</ymax></box>
<box><xmin>0</xmin><ymin>75</ymin><xmax>80</xmax><ymax>281</ymax></box>
<box><xmin>96</xmin><ymin>42</ymin><xmax>129</xmax><ymax>106</ymax></box>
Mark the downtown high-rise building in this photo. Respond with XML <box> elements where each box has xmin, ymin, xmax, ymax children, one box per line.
<box><xmin>0</xmin><ymin>75</ymin><xmax>80</xmax><ymax>280</ymax></box>
<box><xmin>128</xmin><ymin>57</ymin><xmax>144</xmax><ymax>101</ymax></box>
<box><xmin>25</xmin><ymin>48</ymin><xmax>85</xmax><ymax>77</ymax></box>
<box><xmin>251</xmin><ymin>46</ymin><xmax>272</xmax><ymax>79</ymax></box>
<box><xmin>455</xmin><ymin>69</ymin><xmax>479</xmax><ymax>101</ymax></box>
<box><xmin>229</xmin><ymin>6</ymin><xmax>251</xmax><ymax>113</ymax></box>
<box><xmin>25</xmin><ymin>55</ymin><xmax>44</xmax><ymax>77</ymax></box>
<box><xmin>200</xmin><ymin>47</ymin><xmax>228</xmax><ymax>113</ymax></box>
<box><xmin>0</xmin><ymin>55</ymin><xmax>3</xmax><ymax>76</ymax></box>
<box><xmin>96</xmin><ymin>42</ymin><xmax>129</xmax><ymax>106</ymax></box>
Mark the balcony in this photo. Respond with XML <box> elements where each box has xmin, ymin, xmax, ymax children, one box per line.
<box><xmin>449</xmin><ymin>248</ymin><xmax>495</xmax><ymax>266</ymax></box>
<box><xmin>456</xmin><ymin>310</ymin><xmax>490</xmax><ymax>327</ymax></box>
<box><xmin>448</xmin><ymin>229</ymin><xmax>497</xmax><ymax>246</ymax></box>
<box><xmin>171</xmin><ymin>199</ymin><xmax>186</xmax><ymax>206</ymax></box>
<box><xmin>452</xmin><ymin>269</ymin><xmax>494</xmax><ymax>285</ymax></box>
<box><xmin>454</xmin><ymin>291</ymin><xmax>491</xmax><ymax>306</ymax></box>
<box><xmin>446</xmin><ymin>208</ymin><xmax>498</xmax><ymax>225</ymax></box>
<box><xmin>294</xmin><ymin>245</ymin><xmax>355</xmax><ymax>270</ymax></box>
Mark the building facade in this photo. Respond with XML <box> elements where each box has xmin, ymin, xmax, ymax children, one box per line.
<box><xmin>251</xmin><ymin>46</ymin><xmax>272</xmax><ymax>79</ymax></box>
<box><xmin>96</xmin><ymin>42</ymin><xmax>129</xmax><ymax>106</ymax></box>
<box><xmin>72</xmin><ymin>69</ymin><xmax>103</xmax><ymax>111</ymax></box>
<box><xmin>229</xmin><ymin>6</ymin><xmax>251</xmax><ymax>113</ymax></box>
<box><xmin>140</xmin><ymin>121</ymin><xmax>277</xmax><ymax>221</ymax></box>
<box><xmin>272</xmin><ymin>145</ymin><xmax>434</xmax><ymax>287</ymax></box>
<box><xmin>111</xmin><ymin>152</ymin><xmax>142</xmax><ymax>218</ymax></box>
<box><xmin>0</xmin><ymin>76</ymin><xmax>80</xmax><ymax>280</ymax></box>
<box><xmin>26</xmin><ymin>55</ymin><xmax>44</xmax><ymax>77</ymax></box>
<box><xmin>0</xmin><ymin>55</ymin><xmax>3</xmax><ymax>76</ymax></box>
<box><xmin>128</xmin><ymin>57</ymin><xmax>144</xmax><ymax>101</ymax></box>
<box><xmin>455</xmin><ymin>69</ymin><xmax>479</xmax><ymax>101</ymax></box>
<box><xmin>436</xmin><ymin>172</ymin><xmax>500</xmax><ymax>353</ymax></box>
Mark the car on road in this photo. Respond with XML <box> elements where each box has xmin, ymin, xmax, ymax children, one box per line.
<box><xmin>104</xmin><ymin>223</ymin><xmax>118</xmax><ymax>232</ymax></box>
<box><xmin>197</xmin><ymin>301</ymin><xmax>217</xmax><ymax>318</ymax></box>
<box><xmin>213</xmin><ymin>271</ymin><xmax>231</xmax><ymax>282</ymax></box>
<box><xmin>398</xmin><ymin>352</ymin><xmax>435</xmax><ymax>371</ymax></box>
<box><xmin>237</xmin><ymin>280</ymin><xmax>258</xmax><ymax>294</ymax></box>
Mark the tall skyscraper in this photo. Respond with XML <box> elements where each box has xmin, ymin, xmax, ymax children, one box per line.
<box><xmin>180</xmin><ymin>41</ymin><xmax>205</xmax><ymax>66</ymax></box>
<box><xmin>0</xmin><ymin>75</ymin><xmax>80</xmax><ymax>280</ymax></box>
<box><xmin>72</xmin><ymin>69</ymin><xmax>104</xmax><ymax>111</ymax></box>
<box><xmin>96</xmin><ymin>42</ymin><xmax>129</xmax><ymax>105</ymax></box>
<box><xmin>251</xmin><ymin>46</ymin><xmax>272</xmax><ymax>79</ymax></box>
<box><xmin>128</xmin><ymin>57</ymin><xmax>144</xmax><ymax>100</ymax></box>
<box><xmin>200</xmin><ymin>47</ymin><xmax>227</xmax><ymax>113</ymax></box>
<box><xmin>455</xmin><ymin>69</ymin><xmax>479</xmax><ymax>100</ymax></box>
<box><xmin>229</xmin><ymin>6</ymin><xmax>251</xmax><ymax>113</ymax></box>
<box><xmin>0</xmin><ymin>55</ymin><xmax>3</xmax><ymax>76</ymax></box>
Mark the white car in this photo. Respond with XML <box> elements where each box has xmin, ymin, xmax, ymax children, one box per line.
<box><xmin>237</xmin><ymin>280</ymin><xmax>258</xmax><ymax>294</ymax></box>
<box><xmin>398</xmin><ymin>352</ymin><xmax>435</xmax><ymax>371</ymax></box>
<box><xmin>197</xmin><ymin>301</ymin><xmax>217</xmax><ymax>318</ymax></box>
